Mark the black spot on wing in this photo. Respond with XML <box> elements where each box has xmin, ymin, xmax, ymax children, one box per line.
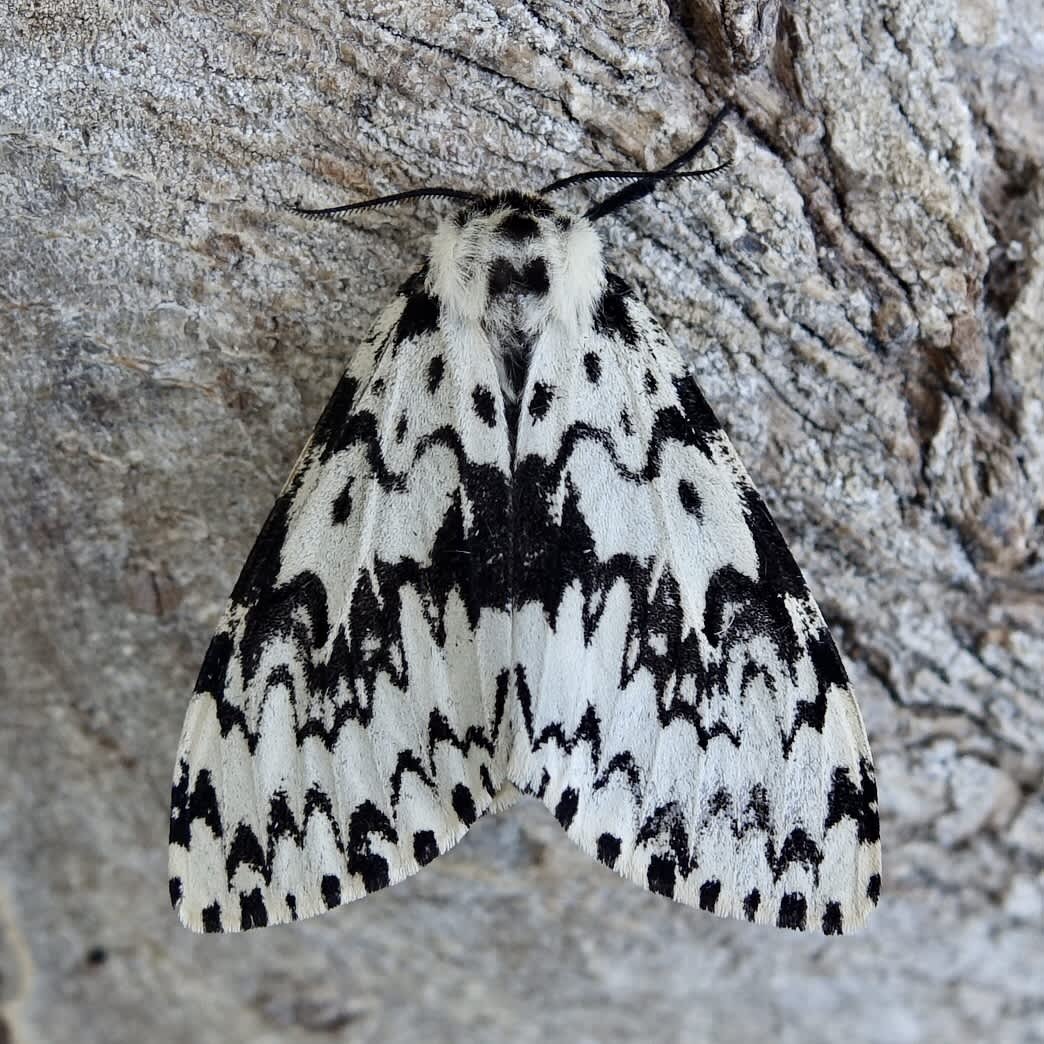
<box><xmin>777</xmin><ymin>892</ymin><xmax>807</xmax><ymax>930</ymax></box>
<box><xmin>597</xmin><ymin>833</ymin><xmax>621</xmax><ymax>868</ymax></box>
<box><xmin>168</xmin><ymin>877</ymin><xmax>182</xmax><ymax>907</ymax></box>
<box><xmin>647</xmin><ymin>855</ymin><xmax>677</xmax><ymax>898</ymax></box>
<box><xmin>699</xmin><ymin>879</ymin><xmax>721</xmax><ymax>912</ymax></box>
<box><xmin>266</xmin><ymin>790</ymin><xmax>297</xmax><ymax>849</ymax></box>
<box><xmin>702</xmin><ymin>483</ymin><xmax>821</xmax><ymax>716</ymax></box>
<box><xmin>413</xmin><ymin>830</ymin><xmax>439</xmax><ymax>866</ymax></box>
<box><xmin>227</xmin><ymin>475</ymin><xmax>301</xmax><ymax>603</ymax></box>
<box><xmin>644</xmin><ymin>369</ymin><xmax>658</xmax><ymax>394</ymax></box>
<box><xmin>371</xmin><ymin>377</ymin><xmax>386</xmax><ymax>396</ymax></box>
<box><xmin>357</xmin><ymin>859</ymin><xmax>389</xmax><ymax>896</ymax></box>
<box><xmin>678</xmin><ymin>479</ymin><xmax>702</xmax><ymax>518</ymax></box>
<box><xmin>427</xmin><ymin>354</ymin><xmax>445</xmax><ymax>393</ymax></box>
<box><xmin>746</xmin><ymin>785</ymin><xmax>771</xmax><ymax>831</ymax></box>
<box><xmin>779</xmin><ymin>627</ymin><xmax>851</xmax><ymax>756</ymax></box>
<box><xmin>554</xmin><ymin>787</ymin><xmax>579</xmax><ymax>829</ymax></box>
<box><xmin>472</xmin><ymin>385</ymin><xmax>497</xmax><ymax>427</ymax></box>
<box><xmin>867</xmin><ymin>873</ymin><xmax>882</xmax><ymax>905</ymax></box>
<box><xmin>809</xmin><ymin>625</ymin><xmax>849</xmax><ymax>692</ymax></box>
<box><xmin>240</xmin><ymin>888</ymin><xmax>268</xmax><ymax>930</ymax></box>
<box><xmin>389</xmin><ymin>749</ymin><xmax>436</xmax><ymax>809</ymax></box>
<box><xmin>708</xmin><ymin>788</ymin><xmax>732</xmax><ymax>816</ymax></box>
<box><xmin>321</xmin><ymin>875</ymin><xmax>342</xmax><ymax>909</ymax></box>
<box><xmin>822</xmin><ymin>902</ymin><xmax>843</xmax><ymax>935</ymax></box>
<box><xmin>238</xmin><ymin>570</ymin><xmax>330</xmax><ymax>692</ymax></box>
<box><xmin>528</xmin><ymin>381</ymin><xmax>554</xmax><ymax>421</ymax></box>
<box><xmin>620</xmin><ymin>409</ymin><xmax>634</xmax><ymax>436</ymax></box>
<box><xmin>201</xmin><ymin>902</ymin><xmax>222</xmax><ymax>933</ymax></box>
<box><xmin>765</xmin><ymin>828</ymin><xmax>824</xmax><ymax>890</ymax></box>
<box><xmin>742</xmin><ymin>485</ymin><xmax>812</xmax><ymax>603</ymax></box>
<box><xmin>452</xmin><ymin>783</ymin><xmax>477</xmax><ymax>826</ymax></box>
<box><xmin>583</xmin><ymin>352</ymin><xmax>601</xmax><ymax>384</ymax></box>
<box><xmin>743</xmin><ymin>890</ymin><xmax>761</xmax><ymax>921</ymax></box>
<box><xmin>593</xmin><ymin>752</ymin><xmax>643</xmax><ymax>798</ymax></box>
<box><xmin>395</xmin><ymin>414</ymin><xmax>408</xmax><ymax>443</ymax></box>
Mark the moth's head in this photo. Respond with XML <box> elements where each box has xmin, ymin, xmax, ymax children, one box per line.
<box><xmin>293</xmin><ymin>107</ymin><xmax>733</xmax><ymax>332</ymax></box>
<box><xmin>427</xmin><ymin>190</ymin><xmax>604</xmax><ymax>327</ymax></box>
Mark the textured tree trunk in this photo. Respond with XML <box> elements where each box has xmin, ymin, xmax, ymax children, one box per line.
<box><xmin>1</xmin><ymin>1</ymin><xmax>1042</xmax><ymax>1041</ymax></box>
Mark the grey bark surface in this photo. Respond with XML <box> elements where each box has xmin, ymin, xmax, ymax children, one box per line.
<box><xmin>1</xmin><ymin>1</ymin><xmax>1042</xmax><ymax>1041</ymax></box>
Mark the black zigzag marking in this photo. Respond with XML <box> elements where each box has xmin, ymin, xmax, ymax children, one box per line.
<box><xmin>510</xmin><ymin>368</ymin><xmax>847</xmax><ymax>758</ymax></box>
<box><xmin>628</xmin><ymin>791</ymin><xmax>828</xmax><ymax>891</ymax></box>
<box><xmin>200</xmin><ymin>424</ymin><xmax>514</xmax><ymax>755</ymax></box>
<box><xmin>593</xmin><ymin>752</ymin><xmax>643</xmax><ymax>798</ymax></box>
<box><xmin>427</xmin><ymin>669</ymin><xmax>510</xmax><ymax>768</ymax></box>
<box><xmin>389</xmin><ymin>750</ymin><xmax>436</xmax><ymax>808</ymax></box>
<box><xmin>825</xmin><ymin>758</ymin><xmax>880</xmax><ymax>844</ymax></box>
<box><xmin>515</xmin><ymin>665</ymin><xmax>602</xmax><ymax>768</ymax></box>
<box><xmin>170</xmin><ymin>760</ymin><xmax>223</xmax><ymax>848</ymax></box>
<box><xmin>213</xmin><ymin>787</ymin><xmax>401</xmax><ymax>928</ymax></box>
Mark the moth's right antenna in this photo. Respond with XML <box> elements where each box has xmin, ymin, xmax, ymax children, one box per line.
<box><xmin>543</xmin><ymin>104</ymin><xmax>733</xmax><ymax>222</ymax></box>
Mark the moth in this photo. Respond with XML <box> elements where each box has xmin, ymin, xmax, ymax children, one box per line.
<box><xmin>169</xmin><ymin>109</ymin><xmax>881</xmax><ymax>934</ymax></box>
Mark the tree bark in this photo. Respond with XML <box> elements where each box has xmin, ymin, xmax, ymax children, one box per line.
<box><xmin>1</xmin><ymin>1</ymin><xmax>1042</xmax><ymax>1041</ymax></box>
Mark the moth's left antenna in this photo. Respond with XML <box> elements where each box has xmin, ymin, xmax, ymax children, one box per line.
<box><xmin>292</xmin><ymin>187</ymin><xmax>482</xmax><ymax>220</ymax></box>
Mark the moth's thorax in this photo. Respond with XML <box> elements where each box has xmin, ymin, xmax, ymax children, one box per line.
<box><xmin>427</xmin><ymin>193</ymin><xmax>605</xmax><ymax>323</ymax></box>
<box><xmin>427</xmin><ymin>193</ymin><xmax>605</xmax><ymax>399</ymax></box>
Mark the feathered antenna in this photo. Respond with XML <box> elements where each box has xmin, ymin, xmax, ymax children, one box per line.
<box><xmin>291</xmin><ymin>104</ymin><xmax>733</xmax><ymax>221</ymax></box>
<box><xmin>292</xmin><ymin>187</ymin><xmax>481</xmax><ymax>220</ymax></box>
<box><xmin>568</xmin><ymin>105</ymin><xmax>734</xmax><ymax>221</ymax></box>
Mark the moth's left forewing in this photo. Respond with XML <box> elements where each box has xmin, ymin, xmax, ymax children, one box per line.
<box><xmin>509</xmin><ymin>270</ymin><xmax>881</xmax><ymax>933</ymax></box>
<box><xmin>170</xmin><ymin>272</ymin><xmax>519</xmax><ymax>933</ymax></box>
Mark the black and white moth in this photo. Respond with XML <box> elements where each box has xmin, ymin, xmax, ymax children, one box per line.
<box><xmin>169</xmin><ymin>113</ymin><xmax>881</xmax><ymax>935</ymax></box>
